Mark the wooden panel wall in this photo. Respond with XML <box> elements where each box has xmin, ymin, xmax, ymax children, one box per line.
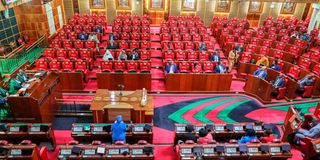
<box><xmin>63</xmin><ymin>0</ymin><xmax>74</xmax><ymax>20</ymax></box>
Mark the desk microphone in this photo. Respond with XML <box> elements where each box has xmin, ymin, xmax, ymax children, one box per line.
<box><xmin>117</xmin><ymin>84</ymin><xmax>125</xmax><ymax>96</ymax></box>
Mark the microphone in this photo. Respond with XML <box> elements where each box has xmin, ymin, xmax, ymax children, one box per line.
<box><xmin>118</xmin><ymin>84</ymin><xmax>125</xmax><ymax>96</ymax></box>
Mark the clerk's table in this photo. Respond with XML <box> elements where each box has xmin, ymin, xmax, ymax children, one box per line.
<box><xmin>90</xmin><ymin>89</ymin><xmax>153</xmax><ymax>123</ymax></box>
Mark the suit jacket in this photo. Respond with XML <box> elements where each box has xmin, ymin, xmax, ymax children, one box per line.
<box><xmin>17</xmin><ymin>72</ymin><xmax>28</xmax><ymax>83</ymax></box>
<box><xmin>270</xmin><ymin>64</ymin><xmax>280</xmax><ymax>71</ymax></box>
<box><xmin>253</xmin><ymin>69</ymin><xmax>268</xmax><ymax>79</ymax></box>
<box><xmin>298</xmin><ymin>77</ymin><xmax>314</xmax><ymax>88</ymax></box>
<box><xmin>198</xmin><ymin>45</ymin><xmax>207</xmax><ymax>51</ymax></box>
<box><xmin>214</xmin><ymin>65</ymin><xmax>226</xmax><ymax>73</ymax></box>
<box><xmin>108</xmin><ymin>43</ymin><xmax>117</xmax><ymax>49</ymax></box>
<box><xmin>128</xmin><ymin>53</ymin><xmax>139</xmax><ymax>60</ymax></box>
<box><xmin>298</xmin><ymin>124</ymin><xmax>320</xmax><ymax>138</ymax></box>
<box><xmin>109</xmin><ymin>34</ymin><xmax>117</xmax><ymax>40</ymax></box>
<box><xmin>78</xmin><ymin>33</ymin><xmax>88</xmax><ymax>40</ymax></box>
<box><xmin>9</xmin><ymin>79</ymin><xmax>21</xmax><ymax>95</ymax></box>
<box><xmin>210</xmin><ymin>54</ymin><xmax>220</xmax><ymax>62</ymax></box>
<box><xmin>165</xmin><ymin>64</ymin><xmax>178</xmax><ymax>73</ymax></box>
<box><xmin>272</xmin><ymin>76</ymin><xmax>285</xmax><ymax>88</ymax></box>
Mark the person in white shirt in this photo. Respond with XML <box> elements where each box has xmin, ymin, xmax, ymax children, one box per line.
<box><xmin>103</xmin><ymin>49</ymin><xmax>114</xmax><ymax>60</ymax></box>
<box><xmin>88</xmin><ymin>32</ymin><xmax>100</xmax><ymax>52</ymax></box>
<box><xmin>165</xmin><ymin>61</ymin><xmax>178</xmax><ymax>73</ymax></box>
<box><xmin>118</xmin><ymin>49</ymin><xmax>127</xmax><ymax>60</ymax></box>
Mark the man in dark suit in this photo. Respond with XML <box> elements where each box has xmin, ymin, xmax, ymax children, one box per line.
<box><xmin>214</xmin><ymin>62</ymin><xmax>226</xmax><ymax>74</ymax></box>
<box><xmin>253</xmin><ymin>66</ymin><xmax>268</xmax><ymax>79</ymax></box>
<box><xmin>210</xmin><ymin>50</ymin><xmax>220</xmax><ymax>62</ymax></box>
<box><xmin>271</xmin><ymin>73</ymin><xmax>286</xmax><ymax>94</ymax></box>
<box><xmin>108</xmin><ymin>40</ymin><xmax>117</xmax><ymax>49</ymax></box>
<box><xmin>78</xmin><ymin>31</ymin><xmax>88</xmax><ymax>40</ymax></box>
<box><xmin>165</xmin><ymin>61</ymin><xmax>178</xmax><ymax>73</ymax></box>
<box><xmin>109</xmin><ymin>33</ymin><xmax>117</xmax><ymax>41</ymax></box>
<box><xmin>297</xmin><ymin>74</ymin><xmax>314</xmax><ymax>91</ymax></box>
<box><xmin>128</xmin><ymin>48</ymin><xmax>139</xmax><ymax>60</ymax></box>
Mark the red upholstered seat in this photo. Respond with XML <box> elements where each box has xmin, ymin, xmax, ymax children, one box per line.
<box><xmin>142</xmin><ymin>27</ymin><xmax>150</xmax><ymax>33</ymax></box>
<box><xmin>278</xmin><ymin>29</ymin><xmax>288</xmax><ymax>35</ymax></box>
<box><xmin>100</xmin><ymin>61</ymin><xmax>113</xmax><ymax>72</ymax></box>
<box><xmin>277</xmin><ymin>78</ymin><xmax>288</xmax><ymax>100</ymax></box>
<box><xmin>244</xmin><ymin>29</ymin><xmax>254</xmax><ymax>37</ymax></box>
<box><xmin>272</xmin><ymin>50</ymin><xmax>284</xmax><ymax>59</ymax></box>
<box><xmin>174</xmin><ymin>42</ymin><xmax>184</xmax><ymax>50</ymax></box>
<box><xmin>185</xmin><ymin>42</ymin><xmax>194</xmax><ymax>50</ymax></box>
<box><xmin>240</xmin><ymin>53</ymin><xmax>252</xmax><ymax>63</ymax></box>
<box><xmin>205</xmin><ymin>42</ymin><xmax>215</xmax><ymax>51</ymax></box>
<box><xmin>275</xmin><ymin>42</ymin><xmax>286</xmax><ymax>50</ymax></box>
<box><xmin>114</xmin><ymin>19</ymin><xmax>122</xmax><ymax>26</ymax></box>
<box><xmin>132</xmin><ymin>19</ymin><xmax>141</xmax><ymax>26</ymax></box>
<box><xmin>61</xmin><ymin>60</ymin><xmax>74</xmax><ymax>72</ymax></box>
<box><xmin>122</xmin><ymin>26</ymin><xmax>131</xmax><ymax>33</ymax></box>
<box><xmin>262</xmin><ymin>39</ymin><xmax>273</xmax><ymax>47</ymax></box>
<box><xmin>140</xmin><ymin>61</ymin><xmax>151</xmax><ymax>73</ymax></box>
<box><xmin>130</xmin><ymin>41</ymin><xmax>140</xmax><ymax>49</ymax></box>
<box><xmin>176</xmin><ymin>51</ymin><xmax>187</xmax><ymax>61</ymax></box>
<box><xmin>309</xmin><ymin>51</ymin><xmax>320</xmax><ymax>62</ymax></box>
<box><xmin>172</xmin><ymin>34</ymin><xmax>181</xmax><ymax>41</ymax></box>
<box><xmin>68</xmin><ymin>32</ymin><xmax>77</xmax><ymax>40</ymax></box>
<box><xmin>188</xmin><ymin>52</ymin><xmax>197</xmax><ymax>61</ymax></box>
<box><xmin>245</xmin><ymin>44</ymin><xmax>257</xmax><ymax>53</ymax></box>
<box><xmin>126</xmin><ymin>61</ymin><xmax>138</xmax><ymax>72</ymax></box>
<box><xmin>170</xmin><ymin>27</ymin><xmax>179</xmax><ymax>34</ymax></box>
<box><xmin>163</xmin><ymin>50</ymin><xmax>175</xmax><ymax>61</ymax></box>
<box><xmin>298</xmin><ymin>57</ymin><xmax>311</xmax><ymax>69</ymax></box>
<box><xmin>83</xmin><ymin>25</ymin><xmax>92</xmax><ymax>33</ymax></box>
<box><xmin>268</xmin><ymin>34</ymin><xmax>278</xmax><ymax>41</ymax></box>
<box><xmin>123</xmin><ymin>19</ymin><xmax>132</xmax><ymax>26</ymax></box>
<box><xmin>313</xmin><ymin>64</ymin><xmax>320</xmax><ymax>75</ymax></box>
<box><xmin>250</xmin><ymin>38</ymin><xmax>261</xmax><ymax>45</ymax></box>
<box><xmin>77</xmin><ymin>19</ymin><xmax>86</xmax><ymax>26</ymax></box>
<box><xmin>50</xmin><ymin>39</ymin><xmax>61</xmax><ymax>48</ymax></box>
<box><xmin>121</xmin><ymin>33</ymin><xmax>130</xmax><ymax>40</ymax></box>
<box><xmin>189</xmin><ymin>27</ymin><xmax>197</xmax><ymax>35</ymax></box>
<box><xmin>161</xmin><ymin>34</ymin><xmax>171</xmax><ymax>41</ymax></box>
<box><xmin>63</xmin><ymin>25</ymin><xmax>73</xmax><ymax>33</ymax></box>
<box><xmin>196</xmin><ymin>21</ymin><xmax>204</xmax><ymax>28</ymax></box>
<box><xmin>74</xmin><ymin>25</ymin><xmax>83</xmax><ymax>33</ymax></box>
<box><xmin>293</xmin><ymin>38</ymin><xmax>306</xmax><ymax>47</ymax></box>
<box><xmin>289</xmin><ymin>46</ymin><xmax>301</xmax><ymax>57</ymax></box>
<box><xmin>233</xmin><ymin>29</ymin><xmax>242</xmax><ymax>37</ymax></box>
<box><xmin>187</xmin><ymin>21</ymin><xmax>195</xmax><ymax>28</ymax></box>
<box><xmin>198</xmin><ymin>27</ymin><xmax>206</xmax><ymax>35</ymax></box>
<box><xmin>199</xmin><ymin>51</ymin><xmax>209</xmax><ymax>61</ymax></box>
<box><xmin>56</xmin><ymin>49</ymin><xmax>67</xmax><ymax>60</ymax></box>
<box><xmin>63</xmin><ymin>40</ymin><xmax>73</xmax><ymax>48</ymax></box>
<box><xmin>130</xmin><ymin>33</ymin><xmax>140</xmax><ymax>41</ymax></box>
<box><xmin>203</xmin><ymin>61</ymin><xmax>214</xmax><ymax>73</ymax></box>
<box><xmin>40</xmin><ymin>146</ymin><xmax>48</xmax><ymax>160</ymax></box>
<box><xmin>179</xmin><ymin>27</ymin><xmax>188</xmax><ymax>34</ymax></box>
<box><xmin>58</xmin><ymin>32</ymin><xmax>67</xmax><ymax>39</ymax></box>
<box><xmin>201</xmin><ymin>34</ymin><xmax>210</xmax><ymax>42</ymax></box>
<box><xmin>43</xmin><ymin>48</ymin><xmax>55</xmax><ymax>59</ymax></box>
<box><xmin>178</xmin><ymin>61</ymin><xmax>190</xmax><ymax>73</ymax></box>
<box><xmin>119</xmin><ymin>41</ymin><xmax>129</xmax><ymax>49</ymax></box>
<box><xmin>114</xmin><ymin>61</ymin><xmax>126</xmax><ymax>72</ymax></box>
<box><xmin>141</xmin><ymin>33</ymin><xmax>150</xmax><ymax>41</ymax></box>
<box><xmin>302</xmin><ymin>85</ymin><xmax>314</xmax><ymax>98</ymax></box>
<box><xmin>49</xmin><ymin>60</ymin><xmax>61</xmax><ymax>71</ymax></box>
<box><xmin>140</xmin><ymin>50</ymin><xmax>151</xmax><ymax>60</ymax></box>
<box><xmin>256</xmin><ymin>31</ymin><xmax>265</xmax><ymax>39</ymax></box>
<box><xmin>142</xmin><ymin>19</ymin><xmax>150</xmax><ymax>27</ymax></box>
<box><xmin>74</xmin><ymin>40</ymin><xmax>84</xmax><ymax>48</ymax></box>
<box><xmin>287</xmin><ymin>66</ymin><xmax>300</xmax><ymax>80</ymax></box>
<box><xmin>132</xmin><ymin>26</ymin><xmax>141</xmax><ymax>33</ymax></box>
<box><xmin>280</xmin><ymin>36</ymin><xmax>290</xmax><ymax>43</ymax></box>
<box><xmin>259</xmin><ymin>46</ymin><xmax>270</xmax><ymax>55</ymax></box>
<box><xmin>87</xmin><ymin>19</ymin><xmax>95</xmax><ymax>26</ymax></box>
<box><xmin>178</xmin><ymin>21</ymin><xmax>186</xmax><ymax>27</ymax></box>
<box><xmin>161</xmin><ymin>27</ymin><xmax>169</xmax><ymax>34</ymax></box>
<box><xmin>192</xmin><ymin>34</ymin><xmax>201</xmax><ymax>41</ymax></box>
<box><xmin>68</xmin><ymin>49</ymin><xmax>79</xmax><ymax>60</ymax></box>
<box><xmin>35</xmin><ymin>59</ymin><xmax>48</xmax><ymax>70</ymax></box>
<box><xmin>141</xmin><ymin>41</ymin><xmax>151</xmax><ymax>50</ymax></box>
<box><xmin>75</xmin><ymin>60</ymin><xmax>88</xmax><ymax>82</ymax></box>
<box><xmin>238</xmin><ymin>36</ymin><xmax>247</xmax><ymax>44</ymax></box>
<box><xmin>182</xmin><ymin>34</ymin><xmax>192</xmax><ymax>41</ymax></box>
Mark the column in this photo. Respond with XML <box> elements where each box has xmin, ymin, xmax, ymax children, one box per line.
<box><xmin>307</xmin><ymin>3</ymin><xmax>320</xmax><ymax>33</ymax></box>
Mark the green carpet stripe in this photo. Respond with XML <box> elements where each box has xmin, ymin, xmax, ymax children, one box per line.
<box><xmin>168</xmin><ymin>97</ymin><xmax>222</xmax><ymax>124</ymax></box>
<box><xmin>216</xmin><ymin>100</ymin><xmax>251</xmax><ymax>123</ymax></box>
<box><xmin>193</xmin><ymin>98</ymin><xmax>243</xmax><ymax>123</ymax></box>
<box><xmin>269</xmin><ymin>102</ymin><xmax>317</xmax><ymax>114</ymax></box>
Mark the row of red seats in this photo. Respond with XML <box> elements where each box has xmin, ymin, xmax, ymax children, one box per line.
<box><xmin>99</xmin><ymin>49</ymin><xmax>151</xmax><ymax>60</ymax></box>
<box><xmin>239</xmin><ymin>53</ymin><xmax>284</xmax><ymax>71</ymax></box>
<box><xmin>211</xmin><ymin>21</ymin><xmax>249</xmax><ymax>31</ymax></box>
<box><xmin>161</xmin><ymin>41</ymin><xmax>216</xmax><ymax>51</ymax></box>
<box><xmin>49</xmin><ymin>40</ymin><xmax>96</xmax><ymax>49</ymax></box>
<box><xmin>163</xmin><ymin>61</ymin><xmax>228</xmax><ymax>73</ymax></box>
<box><xmin>162</xmin><ymin>50</ymin><xmax>216</xmax><ymax>61</ymax></box>
<box><xmin>62</xmin><ymin>25</ymin><xmax>106</xmax><ymax>34</ymax></box>
<box><xmin>73</xmin><ymin>13</ymin><xmax>106</xmax><ymax>20</ymax></box>
<box><xmin>43</xmin><ymin>48</ymin><xmax>93</xmax><ymax>61</ymax></box>
<box><xmin>160</xmin><ymin>20</ymin><xmax>204</xmax><ymax>28</ymax></box>
<box><xmin>115</xmin><ymin>14</ymin><xmax>150</xmax><ymax>20</ymax></box>
<box><xmin>258</xmin><ymin>26</ymin><xmax>319</xmax><ymax>40</ymax></box>
<box><xmin>100</xmin><ymin>60</ymin><xmax>151</xmax><ymax>73</ymax></box>
<box><xmin>305</xmin><ymin>49</ymin><xmax>320</xmax><ymax>62</ymax></box>
<box><xmin>220</xmin><ymin>28</ymin><xmax>292</xmax><ymax>39</ymax></box>
<box><xmin>167</xmin><ymin>15</ymin><xmax>201</xmax><ymax>21</ymax></box>
<box><xmin>112</xmin><ymin>26</ymin><xmax>150</xmax><ymax>33</ymax></box>
<box><xmin>67</xmin><ymin>18</ymin><xmax>107</xmax><ymax>27</ymax></box>
<box><xmin>160</xmin><ymin>26</ymin><xmax>207</xmax><ymax>35</ymax></box>
<box><xmin>114</xmin><ymin>19</ymin><xmax>150</xmax><ymax>26</ymax></box>
<box><xmin>55</xmin><ymin>32</ymin><xmax>103</xmax><ymax>41</ymax></box>
<box><xmin>112</xmin><ymin>33</ymin><xmax>151</xmax><ymax>41</ymax></box>
<box><xmin>161</xmin><ymin>33</ymin><xmax>211</xmax><ymax>42</ymax></box>
<box><xmin>117</xmin><ymin>41</ymin><xmax>151</xmax><ymax>49</ymax></box>
<box><xmin>265</xmin><ymin>16</ymin><xmax>308</xmax><ymax>26</ymax></box>
<box><xmin>35</xmin><ymin>59</ymin><xmax>89</xmax><ymax>82</ymax></box>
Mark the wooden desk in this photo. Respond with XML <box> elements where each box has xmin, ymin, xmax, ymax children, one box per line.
<box><xmin>96</xmin><ymin>73</ymin><xmax>151</xmax><ymax>90</ymax></box>
<box><xmin>7</xmin><ymin>72</ymin><xmax>62</xmax><ymax>123</ymax></box>
<box><xmin>244</xmin><ymin>75</ymin><xmax>274</xmax><ymax>103</ymax></box>
<box><xmin>90</xmin><ymin>90</ymin><xmax>153</xmax><ymax>123</ymax></box>
<box><xmin>2</xmin><ymin>144</ymin><xmax>41</xmax><ymax>160</ymax></box>
<box><xmin>165</xmin><ymin>73</ymin><xmax>232</xmax><ymax>91</ymax></box>
<box><xmin>59</xmin><ymin>72</ymin><xmax>85</xmax><ymax>91</ymax></box>
<box><xmin>281</xmin><ymin>106</ymin><xmax>302</xmax><ymax>142</ymax></box>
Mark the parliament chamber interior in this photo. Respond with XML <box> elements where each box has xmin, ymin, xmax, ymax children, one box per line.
<box><xmin>0</xmin><ymin>0</ymin><xmax>320</xmax><ymax>159</ymax></box>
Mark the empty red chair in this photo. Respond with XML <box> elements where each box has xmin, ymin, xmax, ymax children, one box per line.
<box><xmin>233</xmin><ymin>29</ymin><xmax>242</xmax><ymax>37</ymax></box>
<box><xmin>193</xmin><ymin>34</ymin><xmax>201</xmax><ymax>41</ymax></box>
<box><xmin>43</xmin><ymin>49</ymin><xmax>55</xmax><ymax>59</ymax></box>
<box><xmin>63</xmin><ymin>40</ymin><xmax>73</xmax><ymax>48</ymax></box>
<box><xmin>244</xmin><ymin>29</ymin><xmax>254</xmax><ymax>37</ymax></box>
<box><xmin>298</xmin><ymin>57</ymin><xmax>311</xmax><ymax>69</ymax></box>
<box><xmin>259</xmin><ymin>46</ymin><xmax>270</xmax><ymax>55</ymax></box>
<box><xmin>262</xmin><ymin>39</ymin><xmax>273</xmax><ymax>47</ymax></box>
<box><xmin>221</xmin><ymin>28</ymin><xmax>230</xmax><ymax>35</ymax></box>
<box><xmin>140</xmin><ymin>50</ymin><xmax>151</xmax><ymax>60</ymax></box>
<box><xmin>79</xmin><ymin>49</ymin><xmax>93</xmax><ymax>62</ymax></box>
<box><xmin>142</xmin><ymin>19</ymin><xmax>150</xmax><ymax>26</ymax></box>
<box><xmin>121</xmin><ymin>33</ymin><xmax>130</xmax><ymax>40</ymax></box>
<box><xmin>131</xmin><ymin>26</ymin><xmax>140</xmax><ymax>33</ymax></box>
<box><xmin>68</xmin><ymin>32</ymin><xmax>78</xmax><ymax>40</ymax></box>
<box><xmin>198</xmin><ymin>27</ymin><xmax>206</xmax><ymax>35</ymax></box>
<box><xmin>205</xmin><ymin>42</ymin><xmax>215</xmax><ymax>51</ymax></box>
<box><xmin>185</xmin><ymin>42</ymin><xmax>194</xmax><ymax>50</ymax></box>
<box><xmin>171</xmin><ymin>27</ymin><xmax>179</xmax><ymax>34</ymax></box>
<box><xmin>126</xmin><ymin>61</ymin><xmax>138</xmax><ymax>72</ymax></box>
<box><xmin>302</xmin><ymin>85</ymin><xmax>314</xmax><ymax>98</ymax></box>
<box><xmin>238</xmin><ymin>36</ymin><xmax>247</xmax><ymax>44</ymax></box>
<box><xmin>174</xmin><ymin>42</ymin><xmax>184</xmax><ymax>50</ymax></box>
<box><xmin>141</xmin><ymin>33</ymin><xmax>150</xmax><ymax>41</ymax></box>
<box><xmin>122</xmin><ymin>26</ymin><xmax>131</xmax><ymax>33</ymax></box>
<box><xmin>161</xmin><ymin>27</ymin><xmax>169</xmax><ymax>34</ymax></box>
<box><xmin>250</xmin><ymin>38</ymin><xmax>261</xmax><ymax>45</ymax></box>
<box><xmin>188</xmin><ymin>52</ymin><xmax>197</xmax><ymax>61</ymax></box>
<box><xmin>123</xmin><ymin>19</ymin><xmax>132</xmax><ymax>26</ymax></box>
<box><xmin>277</xmin><ymin>78</ymin><xmax>288</xmax><ymax>99</ymax></box>
<box><xmin>114</xmin><ymin>61</ymin><xmax>126</xmax><ymax>72</ymax></box>
<box><xmin>275</xmin><ymin>43</ymin><xmax>286</xmax><ymax>50</ymax></box>
<box><xmin>280</xmin><ymin>36</ymin><xmax>290</xmax><ymax>43</ymax></box>
<box><xmin>100</xmin><ymin>61</ymin><xmax>113</xmax><ymax>72</ymax></box>
<box><xmin>294</xmin><ymin>39</ymin><xmax>307</xmax><ymax>47</ymax></box>
<box><xmin>162</xmin><ymin>42</ymin><xmax>173</xmax><ymax>50</ymax></box>
<box><xmin>74</xmin><ymin>40</ymin><xmax>84</xmax><ymax>48</ymax></box>
<box><xmin>268</xmin><ymin>34</ymin><xmax>278</xmax><ymax>41</ymax></box>
<box><xmin>287</xmin><ymin>66</ymin><xmax>301</xmax><ymax>80</ymax></box>
<box><xmin>172</xmin><ymin>34</ymin><xmax>181</xmax><ymax>41</ymax></box>
<box><xmin>179</xmin><ymin>61</ymin><xmax>190</xmax><ymax>73</ymax></box>
<box><xmin>77</xmin><ymin>19</ymin><xmax>86</xmax><ymax>26</ymax></box>
<box><xmin>58</xmin><ymin>32</ymin><xmax>67</xmax><ymax>39</ymax></box>
<box><xmin>178</xmin><ymin>21</ymin><xmax>186</xmax><ymax>27</ymax></box>
<box><xmin>187</xmin><ymin>21</ymin><xmax>195</xmax><ymax>27</ymax></box>
<box><xmin>203</xmin><ymin>61</ymin><xmax>214</xmax><ymax>73</ymax></box>
<box><xmin>141</xmin><ymin>41</ymin><xmax>151</xmax><ymax>49</ymax></box>
<box><xmin>114</xmin><ymin>19</ymin><xmax>122</xmax><ymax>26</ymax></box>
<box><xmin>113</xmin><ymin>26</ymin><xmax>122</xmax><ymax>32</ymax></box>
<box><xmin>189</xmin><ymin>28</ymin><xmax>197</xmax><ymax>35</ymax></box>
<box><xmin>75</xmin><ymin>60</ymin><xmax>88</xmax><ymax>82</ymax></box>
<box><xmin>256</xmin><ymin>31</ymin><xmax>265</xmax><ymax>38</ymax></box>
<box><xmin>139</xmin><ymin>61</ymin><xmax>151</xmax><ymax>73</ymax></box>
<box><xmin>289</xmin><ymin>46</ymin><xmax>301</xmax><ymax>57</ymax></box>
<box><xmin>163</xmin><ymin>50</ymin><xmax>175</xmax><ymax>60</ymax></box>
<box><xmin>278</xmin><ymin>29</ymin><xmax>288</xmax><ymax>35</ymax></box>
<box><xmin>161</xmin><ymin>20</ymin><xmax>168</xmax><ymax>27</ymax></box>
<box><xmin>74</xmin><ymin>25</ymin><xmax>83</xmax><ymax>33</ymax></box>
<box><xmin>61</xmin><ymin>60</ymin><xmax>74</xmax><ymax>72</ymax></box>
<box><xmin>182</xmin><ymin>34</ymin><xmax>192</xmax><ymax>41</ymax></box>
<box><xmin>63</xmin><ymin>25</ymin><xmax>73</xmax><ymax>33</ymax></box>
<box><xmin>169</xmin><ymin>20</ymin><xmax>177</xmax><ymax>27</ymax></box>
<box><xmin>50</xmin><ymin>39</ymin><xmax>61</xmax><ymax>48</ymax></box>
<box><xmin>132</xmin><ymin>19</ymin><xmax>141</xmax><ymax>26</ymax></box>
<box><xmin>240</xmin><ymin>53</ymin><xmax>252</xmax><ymax>63</ymax></box>
<box><xmin>83</xmin><ymin>25</ymin><xmax>92</xmax><ymax>33</ymax></box>
<box><xmin>131</xmin><ymin>33</ymin><xmax>141</xmax><ymax>40</ymax></box>
<box><xmin>49</xmin><ymin>60</ymin><xmax>61</xmax><ymax>71</ymax></box>
<box><xmin>312</xmin><ymin>64</ymin><xmax>320</xmax><ymax>75</ymax></box>
<box><xmin>68</xmin><ymin>49</ymin><xmax>79</xmax><ymax>60</ymax></box>
<box><xmin>272</xmin><ymin>50</ymin><xmax>284</xmax><ymax>59</ymax></box>
<box><xmin>198</xmin><ymin>51</ymin><xmax>209</xmax><ymax>61</ymax></box>
<box><xmin>225</xmin><ymin>35</ymin><xmax>235</xmax><ymax>45</ymax></box>
<box><xmin>35</xmin><ymin>59</ymin><xmax>48</xmax><ymax>70</ymax></box>
<box><xmin>245</xmin><ymin>44</ymin><xmax>257</xmax><ymax>53</ymax></box>
<box><xmin>196</xmin><ymin>21</ymin><xmax>204</xmax><ymax>28</ymax></box>
<box><xmin>68</xmin><ymin>19</ymin><xmax>76</xmax><ymax>25</ymax></box>
<box><xmin>85</xmin><ymin>41</ymin><xmax>96</xmax><ymax>50</ymax></box>
<box><xmin>142</xmin><ymin>27</ymin><xmax>150</xmax><ymax>33</ymax></box>
<box><xmin>180</xmin><ymin>27</ymin><xmax>188</xmax><ymax>34</ymax></box>
<box><xmin>310</xmin><ymin>51</ymin><xmax>320</xmax><ymax>62</ymax></box>
<box><xmin>87</xmin><ymin>19</ymin><xmax>95</xmax><ymax>26</ymax></box>
<box><xmin>176</xmin><ymin>51</ymin><xmax>187</xmax><ymax>61</ymax></box>
<box><xmin>56</xmin><ymin>49</ymin><xmax>67</xmax><ymax>60</ymax></box>
<box><xmin>130</xmin><ymin>41</ymin><xmax>140</xmax><ymax>49</ymax></box>
<box><xmin>119</xmin><ymin>41</ymin><xmax>129</xmax><ymax>49</ymax></box>
<box><xmin>161</xmin><ymin>34</ymin><xmax>171</xmax><ymax>41</ymax></box>
<box><xmin>202</xmin><ymin>35</ymin><xmax>211</xmax><ymax>42</ymax></box>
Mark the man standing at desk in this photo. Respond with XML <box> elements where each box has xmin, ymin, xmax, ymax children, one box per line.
<box><xmin>17</xmin><ymin>69</ymin><xmax>28</xmax><ymax>83</ymax></box>
<box><xmin>253</xmin><ymin>66</ymin><xmax>268</xmax><ymax>79</ymax></box>
<box><xmin>9</xmin><ymin>75</ymin><xmax>22</xmax><ymax>95</ymax></box>
<box><xmin>111</xmin><ymin>115</ymin><xmax>127</xmax><ymax>143</ymax></box>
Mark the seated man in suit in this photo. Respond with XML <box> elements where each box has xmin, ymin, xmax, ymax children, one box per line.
<box><xmin>128</xmin><ymin>48</ymin><xmax>139</xmax><ymax>60</ymax></box>
<box><xmin>253</xmin><ymin>66</ymin><xmax>268</xmax><ymax>79</ymax></box>
<box><xmin>9</xmin><ymin>75</ymin><xmax>22</xmax><ymax>95</ymax></box>
<box><xmin>297</xmin><ymin>74</ymin><xmax>314</xmax><ymax>91</ymax></box>
<box><xmin>107</xmin><ymin>40</ymin><xmax>117</xmax><ymax>49</ymax></box>
<box><xmin>78</xmin><ymin>31</ymin><xmax>88</xmax><ymax>40</ymax></box>
<box><xmin>271</xmin><ymin>73</ymin><xmax>286</xmax><ymax>94</ymax></box>
<box><xmin>17</xmin><ymin>69</ymin><xmax>29</xmax><ymax>83</ymax></box>
<box><xmin>165</xmin><ymin>61</ymin><xmax>178</xmax><ymax>74</ymax></box>
<box><xmin>269</xmin><ymin>59</ymin><xmax>280</xmax><ymax>71</ymax></box>
<box><xmin>294</xmin><ymin>119</ymin><xmax>320</xmax><ymax>145</ymax></box>
<box><xmin>256</xmin><ymin>56</ymin><xmax>269</xmax><ymax>67</ymax></box>
<box><xmin>214</xmin><ymin>62</ymin><xmax>226</xmax><ymax>74</ymax></box>
<box><xmin>109</xmin><ymin>33</ymin><xmax>117</xmax><ymax>41</ymax></box>
<box><xmin>210</xmin><ymin>50</ymin><xmax>220</xmax><ymax>62</ymax></box>
<box><xmin>95</xmin><ymin>25</ymin><xmax>103</xmax><ymax>34</ymax></box>
<box><xmin>198</xmin><ymin>42</ymin><xmax>207</xmax><ymax>51</ymax></box>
